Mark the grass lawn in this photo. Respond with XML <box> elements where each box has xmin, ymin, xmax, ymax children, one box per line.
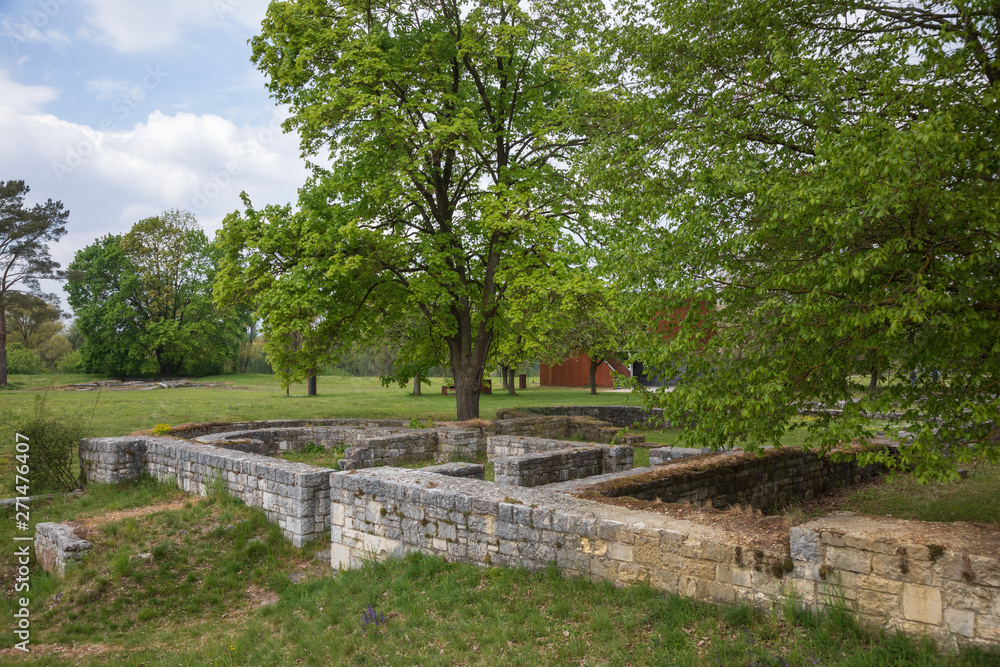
<box><xmin>1</xmin><ymin>373</ymin><xmax>997</xmax><ymax>664</ymax></box>
<box><xmin>1</xmin><ymin>373</ymin><xmax>644</xmax><ymax>437</ymax></box>
<box><xmin>1</xmin><ymin>480</ymin><xmax>993</xmax><ymax>665</ymax></box>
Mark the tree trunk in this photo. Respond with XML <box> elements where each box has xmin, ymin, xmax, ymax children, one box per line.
<box><xmin>500</xmin><ymin>364</ymin><xmax>509</xmax><ymax>390</ymax></box>
<box><xmin>307</xmin><ymin>371</ymin><xmax>317</xmax><ymax>396</ymax></box>
<box><xmin>506</xmin><ymin>366</ymin><xmax>516</xmax><ymax>396</ymax></box>
<box><xmin>447</xmin><ymin>318</ymin><xmax>493</xmax><ymax>421</ymax></box>
<box><xmin>0</xmin><ymin>306</ymin><xmax>7</xmax><ymax>387</ymax></box>
<box><xmin>868</xmin><ymin>364</ymin><xmax>879</xmax><ymax>396</ymax></box>
<box><xmin>589</xmin><ymin>357</ymin><xmax>601</xmax><ymax>395</ymax></box>
<box><xmin>453</xmin><ymin>368</ymin><xmax>481</xmax><ymax>420</ymax></box>
<box><xmin>412</xmin><ymin>374</ymin><xmax>421</xmax><ymax>396</ymax></box>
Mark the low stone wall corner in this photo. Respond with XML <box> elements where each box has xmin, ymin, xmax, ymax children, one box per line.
<box><xmin>35</xmin><ymin>522</ymin><xmax>92</xmax><ymax>576</ymax></box>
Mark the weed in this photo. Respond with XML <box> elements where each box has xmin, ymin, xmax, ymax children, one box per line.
<box><xmin>2</xmin><ymin>394</ymin><xmax>84</xmax><ymax>492</ymax></box>
<box><xmin>152</xmin><ymin>423</ymin><xmax>171</xmax><ymax>436</ymax></box>
<box><xmin>360</xmin><ymin>605</ymin><xmax>386</xmax><ymax>634</ymax></box>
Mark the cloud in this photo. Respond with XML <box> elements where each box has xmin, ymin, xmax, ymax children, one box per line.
<box><xmin>81</xmin><ymin>0</ymin><xmax>270</xmax><ymax>53</ymax></box>
<box><xmin>0</xmin><ymin>105</ymin><xmax>308</xmax><ymax>288</ymax></box>
<box><xmin>0</xmin><ymin>69</ymin><xmax>58</xmax><ymax>113</ymax></box>
<box><xmin>83</xmin><ymin>77</ymin><xmax>132</xmax><ymax>101</ymax></box>
<box><xmin>1</xmin><ymin>16</ymin><xmax>74</xmax><ymax>53</ymax></box>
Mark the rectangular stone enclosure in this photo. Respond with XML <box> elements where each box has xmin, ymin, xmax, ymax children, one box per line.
<box><xmin>79</xmin><ymin>415</ymin><xmax>1000</xmax><ymax>653</ymax></box>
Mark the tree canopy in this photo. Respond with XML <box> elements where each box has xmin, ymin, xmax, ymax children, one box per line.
<box><xmin>0</xmin><ymin>180</ymin><xmax>68</xmax><ymax>386</ymax></box>
<box><xmin>218</xmin><ymin>0</ymin><xmax>608</xmax><ymax>418</ymax></box>
<box><xmin>601</xmin><ymin>0</ymin><xmax>1000</xmax><ymax>479</ymax></box>
<box><xmin>66</xmin><ymin>211</ymin><xmax>244</xmax><ymax>377</ymax></box>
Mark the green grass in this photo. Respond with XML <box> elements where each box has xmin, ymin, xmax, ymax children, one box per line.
<box><xmin>634</xmin><ymin>416</ymin><xmax>828</xmax><ymax>451</ymax></box>
<box><xmin>280</xmin><ymin>446</ymin><xmax>346</xmax><ymax>470</ymax></box>
<box><xmin>0</xmin><ymin>372</ymin><xmax>641</xmax><ymax>491</ymax></box>
<box><xmin>811</xmin><ymin>463</ymin><xmax>1000</xmax><ymax>525</ymax></box>
<box><xmin>2</xmin><ymin>482</ymin><xmax>994</xmax><ymax>665</ymax></box>
<box><xmin>1</xmin><ymin>373</ymin><xmax>643</xmax><ymax>438</ymax></box>
<box><xmin>2</xmin><ymin>374</ymin><xmax>998</xmax><ymax>664</ymax></box>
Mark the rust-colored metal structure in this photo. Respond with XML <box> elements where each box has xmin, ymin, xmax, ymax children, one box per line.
<box><xmin>539</xmin><ymin>355</ymin><xmax>631</xmax><ymax>389</ymax></box>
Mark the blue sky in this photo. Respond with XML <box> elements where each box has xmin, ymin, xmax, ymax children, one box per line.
<box><xmin>0</xmin><ymin>0</ymin><xmax>309</xmax><ymax>308</ymax></box>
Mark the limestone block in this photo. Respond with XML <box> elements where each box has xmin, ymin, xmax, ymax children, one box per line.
<box><xmin>791</xmin><ymin>578</ymin><xmax>817</xmax><ymax>604</ymax></box>
<box><xmin>820</xmin><ymin>531</ymin><xmax>846</xmax><ymax>547</ymax></box>
<box><xmin>789</xmin><ymin>526</ymin><xmax>821</xmax><ymax>563</ymax></box>
<box><xmin>977</xmin><ymin>615</ymin><xmax>1000</xmax><ymax>642</ymax></box>
<box><xmin>944</xmin><ymin>608</ymin><xmax>975</xmax><ymax>638</ymax></box>
<box><xmin>968</xmin><ymin>554</ymin><xmax>1000</xmax><ymax>587</ymax></box>
<box><xmin>855</xmin><ymin>588</ymin><xmax>899</xmax><ymax>622</ymax></box>
<box><xmin>35</xmin><ymin>523</ymin><xmax>92</xmax><ymax>576</ymax></box>
<box><xmin>580</xmin><ymin>537</ymin><xmax>607</xmax><ymax>557</ymax></box>
<box><xmin>632</xmin><ymin>534</ymin><xmax>660</xmax><ymax>567</ymax></box>
<box><xmin>825</xmin><ymin>546</ymin><xmax>872</xmax><ymax>574</ymax></box>
<box><xmin>855</xmin><ymin>574</ymin><xmax>903</xmax><ymax>595</ymax></box>
<box><xmin>902</xmin><ymin>583</ymin><xmax>942</xmax><ymax>625</ymax></box>
<box><xmin>706</xmin><ymin>581</ymin><xmax>736</xmax><ymax>603</ymax></box>
<box><xmin>615</xmin><ymin>562</ymin><xmax>648</xmax><ymax>585</ymax></box>
<box><xmin>717</xmin><ymin>565</ymin><xmax>752</xmax><ymax>588</ymax></box>
<box><xmin>607</xmin><ymin>542</ymin><xmax>634</xmax><ymax>563</ymax></box>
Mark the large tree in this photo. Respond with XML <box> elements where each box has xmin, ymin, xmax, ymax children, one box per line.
<box><xmin>5</xmin><ymin>293</ymin><xmax>63</xmax><ymax>350</ymax></box>
<box><xmin>66</xmin><ymin>211</ymin><xmax>244</xmax><ymax>377</ymax></box>
<box><xmin>0</xmin><ymin>181</ymin><xmax>69</xmax><ymax>387</ymax></box>
<box><xmin>603</xmin><ymin>0</ymin><xmax>1000</xmax><ymax>479</ymax></box>
<box><xmin>218</xmin><ymin>0</ymin><xmax>607</xmax><ymax>419</ymax></box>
<box><xmin>0</xmin><ymin>181</ymin><xmax>68</xmax><ymax>386</ymax></box>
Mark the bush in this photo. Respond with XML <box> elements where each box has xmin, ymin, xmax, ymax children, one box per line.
<box><xmin>4</xmin><ymin>395</ymin><xmax>85</xmax><ymax>493</ymax></box>
<box><xmin>6</xmin><ymin>343</ymin><xmax>44</xmax><ymax>374</ymax></box>
<box><xmin>55</xmin><ymin>349</ymin><xmax>85</xmax><ymax>373</ymax></box>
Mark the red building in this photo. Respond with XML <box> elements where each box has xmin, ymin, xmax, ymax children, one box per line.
<box><xmin>539</xmin><ymin>355</ymin><xmax>631</xmax><ymax>389</ymax></box>
<box><xmin>540</xmin><ymin>300</ymin><xmax>713</xmax><ymax>389</ymax></box>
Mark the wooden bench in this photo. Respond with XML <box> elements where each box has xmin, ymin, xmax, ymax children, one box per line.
<box><xmin>441</xmin><ymin>379</ymin><xmax>492</xmax><ymax>395</ymax></box>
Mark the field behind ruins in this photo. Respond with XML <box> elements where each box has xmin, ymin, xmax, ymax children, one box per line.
<box><xmin>1</xmin><ymin>374</ymin><xmax>998</xmax><ymax>664</ymax></box>
<box><xmin>1</xmin><ymin>373</ymin><xmax>643</xmax><ymax>438</ymax></box>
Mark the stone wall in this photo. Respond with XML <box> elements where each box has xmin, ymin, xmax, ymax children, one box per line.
<box><xmin>497</xmin><ymin>405</ymin><xmax>666</xmax><ymax>429</ymax></box>
<box><xmin>329</xmin><ymin>467</ymin><xmax>1000</xmax><ymax>653</ymax></box>
<box><xmin>80</xmin><ymin>436</ymin><xmax>331</xmax><ymax>547</ymax></box>
<box><xmin>578</xmin><ymin>447</ymin><xmax>889</xmax><ymax>510</ymax></box>
<box><xmin>328</xmin><ymin>467</ymin><xmax>789</xmax><ymax>600</ymax></box>
<box><xmin>337</xmin><ymin>432</ymin><xmax>440</xmax><ymax>470</ymax></box>
<box><xmin>190</xmin><ymin>416</ymin><xmax>645</xmax><ymax>473</ymax></box>
<box><xmin>435</xmin><ymin>426</ymin><xmax>491</xmax><ymax>461</ymax></box>
<box><xmin>421</xmin><ymin>462</ymin><xmax>486</xmax><ymax>480</ymax></box>
<box><xmin>488</xmin><ymin>435</ymin><xmax>634</xmax><ymax>487</ymax></box>
<box><xmin>790</xmin><ymin>514</ymin><xmax>1000</xmax><ymax>650</ymax></box>
<box><xmin>79</xmin><ymin>437</ymin><xmax>147</xmax><ymax>484</ymax></box>
<box><xmin>34</xmin><ymin>522</ymin><xmax>92</xmax><ymax>576</ymax></box>
<box><xmin>197</xmin><ymin>425</ymin><xmax>400</xmax><ymax>455</ymax></box>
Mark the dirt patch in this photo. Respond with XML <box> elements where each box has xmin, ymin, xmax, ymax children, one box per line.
<box><xmin>575</xmin><ymin>493</ymin><xmax>791</xmax><ymax>554</ymax></box>
<box><xmin>796</xmin><ymin>475</ymin><xmax>883</xmax><ymax>517</ymax></box>
<box><xmin>66</xmin><ymin>498</ymin><xmax>197</xmax><ymax>538</ymax></box>
<box><xmin>246</xmin><ymin>584</ymin><xmax>280</xmax><ymax>608</ymax></box>
<box><xmin>0</xmin><ymin>642</ymin><xmax>129</xmax><ymax>661</ymax></box>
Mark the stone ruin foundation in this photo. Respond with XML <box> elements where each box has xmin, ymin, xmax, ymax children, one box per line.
<box><xmin>74</xmin><ymin>407</ymin><xmax>1000</xmax><ymax>652</ymax></box>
